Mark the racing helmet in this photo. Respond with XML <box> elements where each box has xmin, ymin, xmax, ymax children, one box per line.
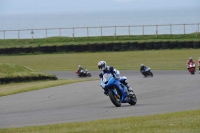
<box><xmin>141</xmin><ymin>64</ymin><xmax>144</xmax><ymax>66</ymax></box>
<box><xmin>98</xmin><ymin>61</ymin><xmax>107</xmax><ymax>71</ymax></box>
<box><xmin>189</xmin><ymin>57</ymin><xmax>192</xmax><ymax>60</ymax></box>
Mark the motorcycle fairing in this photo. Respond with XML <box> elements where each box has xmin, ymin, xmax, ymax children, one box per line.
<box><xmin>104</xmin><ymin>76</ymin><xmax>130</xmax><ymax>103</ymax></box>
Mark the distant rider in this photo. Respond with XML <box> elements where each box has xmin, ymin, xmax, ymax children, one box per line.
<box><xmin>140</xmin><ymin>64</ymin><xmax>148</xmax><ymax>73</ymax></box>
<box><xmin>186</xmin><ymin>57</ymin><xmax>195</xmax><ymax>70</ymax></box>
<box><xmin>77</xmin><ymin>65</ymin><xmax>85</xmax><ymax>76</ymax></box>
<box><xmin>97</xmin><ymin>61</ymin><xmax>134</xmax><ymax>96</ymax></box>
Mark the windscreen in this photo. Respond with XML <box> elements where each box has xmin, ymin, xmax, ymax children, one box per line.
<box><xmin>102</xmin><ymin>73</ymin><xmax>112</xmax><ymax>83</ymax></box>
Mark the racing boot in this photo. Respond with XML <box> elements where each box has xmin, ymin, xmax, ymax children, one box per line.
<box><xmin>126</xmin><ymin>85</ymin><xmax>134</xmax><ymax>97</ymax></box>
<box><xmin>120</xmin><ymin>77</ymin><xmax>135</xmax><ymax>96</ymax></box>
<box><xmin>103</xmin><ymin>88</ymin><xmax>108</xmax><ymax>96</ymax></box>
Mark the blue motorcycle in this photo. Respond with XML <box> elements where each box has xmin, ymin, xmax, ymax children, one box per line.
<box><xmin>100</xmin><ymin>73</ymin><xmax>137</xmax><ymax>107</ymax></box>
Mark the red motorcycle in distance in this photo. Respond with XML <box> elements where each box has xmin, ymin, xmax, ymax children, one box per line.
<box><xmin>75</xmin><ymin>69</ymin><xmax>91</xmax><ymax>77</ymax></box>
<box><xmin>188</xmin><ymin>63</ymin><xmax>196</xmax><ymax>75</ymax></box>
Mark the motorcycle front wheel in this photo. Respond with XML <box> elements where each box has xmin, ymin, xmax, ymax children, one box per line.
<box><xmin>191</xmin><ymin>70</ymin><xmax>195</xmax><ymax>75</ymax></box>
<box><xmin>108</xmin><ymin>90</ymin><xmax>121</xmax><ymax>107</ymax></box>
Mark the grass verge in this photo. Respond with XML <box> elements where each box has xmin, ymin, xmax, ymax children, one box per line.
<box><xmin>0</xmin><ymin>63</ymin><xmax>57</xmax><ymax>84</ymax></box>
<box><xmin>0</xmin><ymin>49</ymin><xmax>200</xmax><ymax>71</ymax></box>
<box><xmin>0</xmin><ymin>109</ymin><xmax>199</xmax><ymax>133</ymax></box>
<box><xmin>0</xmin><ymin>78</ymin><xmax>97</xmax><ymax>97</ymax></box>
<box><xmin>0</xmin><ymin>34</ymin><xmax>199</xmax><ymax>48</ymax></box>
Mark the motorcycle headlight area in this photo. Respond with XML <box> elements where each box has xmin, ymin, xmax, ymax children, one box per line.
<box><xmin>100</xmin><ymin>83</ymin><xmax>106</xmax><ymax>88</ymax></box>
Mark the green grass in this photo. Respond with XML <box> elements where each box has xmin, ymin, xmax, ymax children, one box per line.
<box><xmin>0</xmin><ymin>63</ymin><xmax>96</xmax><ymax>96</ymax></box>
<box><xmin>0</xmin><ymin>49</ymin><xmax>199</xmax><ymax>71</ymax></box>
<box><xmin>0</xmin><ymin>50</ymin><xmax>199</xmax><ymax>132</ymax></box>
<box><xmin>0</xmin><ymin>63</ymin><xmax>55</xmax><ymax>78</ymax></box>
<box><xmin>0</xmin><ymin>34</ymin><xmax>199</xmax><ymax>48</ymax></box>
<box><xmin>0</xmin><ymin>63</ymin><xmax>97</xmax><ymax>96</ymax></box>
<box><xmin>0</xmin><ymin>49</ymin><xmax>199</xmax><ymax>96</ymax></box>
<box><xmin>0</xmin><ymin>78</ymin><xmax>97</xmax><ymax>96</ymax></box>
<box><xmin>1</xmin><ymin>109</ymin><xmax>199</xmax><ymax>133</ymax></box>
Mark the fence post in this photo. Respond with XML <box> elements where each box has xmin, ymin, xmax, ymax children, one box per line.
<box><xmin>142</xmin><ymin>25</ymin><xmax>144</xmax><ymax>36</ymax></box>
<box><xmin>59</xmin><ymin>28</ymin><xmax>61</xmax><ymax>38</ymax></box>
<box><xmin>184</xmin><ymin>24</ymin><xmax>185</xmax><ymax>34</ymax></box>
<box><xmin>156</xmin><ymin>25</ymin><xmax>158</xmax><ymax>32</ymax></box>
<box><xmin>100</xmin><ymin>26</ymin><xmax>102</xmax><ymax>37</ymax></box>
<box><xmin>46</xmin><ymin>29</ymin><xmax>48</xmax><ymax>40</ymax></box>
<box><xmin>87</xmin><ymin>27</ymin><xmax>89</xmax><ymax>37</ymax></box>
<box><xmin>72</xmin><ymin>27</ymin><xmax>74</xmax><ymax>40</ymax></box>
<box><xmin>128</xmin><ymin>25</ymin><xmax>130</xmax><ymax>36</ymax></box>
<box><xmin>198</xmin><ymin>23</ymin><xmax>200</xmax><ymax>37</ymax></box>
<box><xmin>156</xmin><ymin>25</ymin><xmax>158</xmax><ymax>37</ymax></box>
<box><xmin>4</xmin><ymin>30</ymin><xmax>5</xmax><ymax>40</ymax></box>
<box><xmin>31</xmin><ymin>30</ymin><xmax>34</xmax><ymax>42</ymax></box>
<box><xmin>115</xmin><ymin>26</ymin><xmax>116</xmax><ymax>35</ymax></box>
<box><xmin>18</xmin><ymin>30</ymin><xmax>20</xmax><ymax>41</ymax></box>
<box><xmin>170</xmin><ymin>24</ymin><xmax>172</xmax><ymax>35</ymax></box>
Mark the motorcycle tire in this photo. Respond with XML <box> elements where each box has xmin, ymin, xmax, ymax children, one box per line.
<box><xmin>129</xmin><ymin>94</ymin><xmax>137</xmax><ymax>105</ymax></box>
<box><xmin>108</xmin><ymin>90</ymin><xmax>121</xmax><ymax>107</ymax></box>
<box><xmin>191</xmin><ymin>70</ymin><xmax>195</xmax><ymax>75</ymax></box>
<box><xmin>149</xmin><ymin>72</ymin><xmax>153</xmax><ymax>77</ymax></box>
<box><xmin>142</xmin><ymin>72</ymin><xmax>147</xmax><ymax>77</ymax></box>
<box><xmin>87</xmin><ymin>73</ymin><xmax>91</xmax><ymax>77</ymax></box>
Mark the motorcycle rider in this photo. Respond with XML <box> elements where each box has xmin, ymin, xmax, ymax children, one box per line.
<box><xmin>98</xmin><ymin>61</ymin><xmax>134</xmax><ymax>96</ymax></box>
<box><xmin>140</xmin><ymin>64</ymin><xmax>148</xmax><ymax>74</ymax></box>
<box><xmin>77</xmin><ymin>65</ymin><xmax>85</xmax><ymax>76</ymax></box>
<box><xmin>198</xmin><ymin>57</ymin><xmax>200</xmax><ymax>74</ymax></box>
<box><xmin>186</xmin><ymin>57</ymin><xmax>195</xmax><ymax>70</ymax></box>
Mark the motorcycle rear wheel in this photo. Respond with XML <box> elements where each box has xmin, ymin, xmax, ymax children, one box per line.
<box><xmin>108</xmin><ymin>90</ymin><xmax>121</xmax><ymax>107</ymax></box>
<box><xmin>142</xmin><ymin>72</ymin><xmax>147</xmax><ymax>77</ymax></box>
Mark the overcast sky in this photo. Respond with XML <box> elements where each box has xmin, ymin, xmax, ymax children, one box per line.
<box><xmin>0</xmin><ymin>0</ymin><xmax>200</xmax><ymax>15</ymax></box>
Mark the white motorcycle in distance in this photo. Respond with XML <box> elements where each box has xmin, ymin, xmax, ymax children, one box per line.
<box><xmin>141</xmin><ymin>67</ymin><xmax>153</xmax><ymax>77</ymax></box>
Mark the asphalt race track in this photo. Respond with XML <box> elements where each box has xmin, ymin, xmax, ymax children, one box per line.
<box><xmin>0</xmin><ymin>70</ymin><xmax>200</xmax><ymax>128</ymax></box>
